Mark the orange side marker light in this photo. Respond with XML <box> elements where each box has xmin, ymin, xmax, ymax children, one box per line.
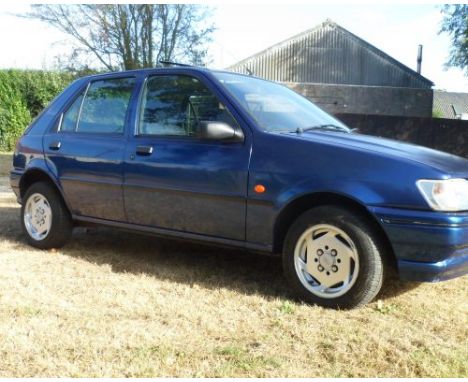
<box><xmin>254</xmin><ymin>184</ymin><xmax>266</xmax><ymax>194</ymax></box>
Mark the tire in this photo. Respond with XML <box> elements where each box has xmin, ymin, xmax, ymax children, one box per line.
<box><xmin>283</xmin><ymin>205</ymin><xmax>385</xmax><ymax>309</ymax></box>
<box><xmin>21</xmin><ymin>181</ymin><xmax>73</xmax><ymax>249</ymax></box>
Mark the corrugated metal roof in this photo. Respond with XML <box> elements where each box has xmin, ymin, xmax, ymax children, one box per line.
<box><xmin>433</xmin><ymin>91</ymin><xmax>468</xmax><ymax>119</ymax></box>
<box><xmin>228</xmin><ymin>19</ymin><xmax>434</xmax><ymax>89</ymax></box>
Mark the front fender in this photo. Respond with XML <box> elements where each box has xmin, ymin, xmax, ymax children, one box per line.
<box><xmin>246</xmin><ymin>177</ymin><xmax>387</xmax><ymax>249</ymax></box>
<box><xmin>275</xmin><ymin>178</ymin><xmax>385</xmax><ymax>213</ymax></box>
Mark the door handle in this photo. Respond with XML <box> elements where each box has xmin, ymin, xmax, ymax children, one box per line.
<box><xmin>49</xmin><ymin>141</ymin><xmax>61</xmax><ymax>150</ymax></box>
<box><xmin>136</xmin><ymin>145</ymin><xmax>153</xmax><ymax>156</ymax></box>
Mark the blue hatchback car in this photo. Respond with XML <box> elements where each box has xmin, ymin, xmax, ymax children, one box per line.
<box><xmin>10</xmin><ymin>66</ymin><xmax>468</xmax><ymax>308</ymax></box>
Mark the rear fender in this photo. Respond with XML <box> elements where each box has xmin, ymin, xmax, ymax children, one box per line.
<box><xmin>19</xmin><ymin>158</ymin><xmax>71</xmax><ymax>212</ymax></box>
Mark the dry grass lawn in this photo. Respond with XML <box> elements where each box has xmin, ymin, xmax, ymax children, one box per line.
<box><xmin>0</xmin><ymin>153</ymin><xmax>466</xmax><ymax>377</ymax></box>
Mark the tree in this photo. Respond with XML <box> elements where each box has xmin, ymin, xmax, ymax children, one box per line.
<box><xmin>440</xmin><ymin>4</ymin><xmax>468</xmax><ymax>73</ymax></box>
<box><xmin>25</xmin><ymin>4</ymin><xmax>215</xmax><ymax>71</ymax></box>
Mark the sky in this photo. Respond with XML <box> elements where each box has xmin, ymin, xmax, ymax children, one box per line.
<box><xmin>0</xmin><ymin>3</ymin><xmax>466</xmax><ymax>92</ymax></box>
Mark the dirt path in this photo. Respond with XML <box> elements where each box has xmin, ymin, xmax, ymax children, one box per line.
<box><xmin>0</xmin><ymin>176</ymin><xmax>11</xmax><ymax>193</ymax></box>
<box><xmin>0</xmin><ymin>176</ymin><xmax>11</xmax><ymax>195</ymax></box>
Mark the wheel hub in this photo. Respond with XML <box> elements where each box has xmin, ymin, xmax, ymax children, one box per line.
<box><xmin>34</xmin><ymin>207</ymin><xmax>46</xmax><ymax>227</ymax></box>
<box><xmin>318</xmin><ymin>249</ymin><xmax>336</xmax><ymax>271</ymax></box>
<box><xmin>24</xmin><ymin>193</ymin><xmax>52</xmax><ymax>241</ymax></box>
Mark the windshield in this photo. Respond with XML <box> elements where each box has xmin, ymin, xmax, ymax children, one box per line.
<box><xmin>213</xmin><ymin>72</ymin><xmax>349</xmax><ymax>133</ymax></box>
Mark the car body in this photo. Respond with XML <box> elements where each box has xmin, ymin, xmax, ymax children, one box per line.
<box><xmin>10</xmin><ymin>66</ymin><xmax>468</xmax><ymax>308</ymax></box>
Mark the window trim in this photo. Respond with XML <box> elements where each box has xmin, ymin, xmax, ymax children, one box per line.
<box><xmin>74</xmin><ymin>82</ymin><xmax>90</xmax><ymax>133</ymax></box>
<box><xmin>58</xmin><ymin>76</ymin><xmax>136</xmax><ymax>136</ymax></box>
<box><xmin>134</xmin><ymin>75</ymin><xmax>148</xmax><ymax>137</ymax></box>
<box><xmin>134</xmin><ymin>73</ymin><xmax>241</xmax><ymax>141</ymax></box>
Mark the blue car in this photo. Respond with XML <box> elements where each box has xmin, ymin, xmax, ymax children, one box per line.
<box><xmin>10</xmin><ymin>66</ymin><xmax>468</xmax><ymax>309</ymax></box>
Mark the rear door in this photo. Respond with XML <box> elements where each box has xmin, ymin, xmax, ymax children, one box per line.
<box><xmin>123</xmin><ymin>73</ymin><xmax>251</xmax><ymax>241</ymax></box>
<box><xmin>43</xmin><ymin>76</ymin><xmax>136</xmax><ymax>221</ymax></box>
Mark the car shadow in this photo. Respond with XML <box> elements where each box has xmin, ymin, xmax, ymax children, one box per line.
<box><xmin>69</xmin><ymin>226</ymin><xmax>291</xmax><ymax>299</ymax></box>
<box><xmin>0</xmin><ymin>201</ymin><xmax>421</xmax><ymax>304</ymax></box>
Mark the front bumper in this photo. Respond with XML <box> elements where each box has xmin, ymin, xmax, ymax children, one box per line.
<box><xmin>398</xmin><ymin>255</ymin><xmax>468</xmax><ymax>282</ymax></box>
<box><xmin>370</xmin><ymin>206</ymin><xmax>468</xmax><ymax>282</ymax></box>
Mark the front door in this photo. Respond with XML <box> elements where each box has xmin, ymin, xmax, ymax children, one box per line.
<box><xmin>43</xmin><ymin>76</ymin><xmax>136</xmax><ymax>221</ymax></box>
<box><xmin>123</xmin><ymin>74</ymin><xmax>251</xmax><ymax>241</ymax></box>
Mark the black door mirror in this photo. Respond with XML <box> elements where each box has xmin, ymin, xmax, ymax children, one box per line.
<box><xmin>197</xmin><ymin>121</ymin><xmax>244</xmax><ymax>142</ymax></box>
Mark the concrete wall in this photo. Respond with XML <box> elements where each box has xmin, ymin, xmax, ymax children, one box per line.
<box><xmin>336</xmin><ymin>113</ymin><xmax>468</xmax><ymax>158</ymax></box>
<box><xmin>286</xmin><ymin>82</ymin><xmax>433</xmax><ymax>118</ymax></box>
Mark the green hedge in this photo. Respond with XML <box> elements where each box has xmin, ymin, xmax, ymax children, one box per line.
<box><xmin>0</xmin><ymin>70</ymin><xmax>75</xmax><ymax>150</ymax></box>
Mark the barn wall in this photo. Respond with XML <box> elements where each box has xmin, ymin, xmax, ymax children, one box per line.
<box><xmin>336</xmin><ymin>113</ymin><xmax>468</xmax><ymax>158</ymax></box>
<box><xmin>229</xmin><ymin>22</ymin><xmax>433</xmax><ymax>89</ymax></box>
<box><xmin>286</xmin><ymin>82</ymin><xmax>433</xmax><ymax>118</ymax></box>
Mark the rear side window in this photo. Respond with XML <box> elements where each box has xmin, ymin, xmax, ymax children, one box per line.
<box><xmin>78</xmin><ymin>78</ymin><xmax>135</xmax><ymax>134</ymax></box>
<box><xmin>60</xmin><ymin>77</ymin><xmax>135</xmax><ymax>134</ymax></box>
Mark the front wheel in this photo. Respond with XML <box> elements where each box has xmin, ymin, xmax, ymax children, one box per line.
<box><xmin>283</xmin><ymin>206</ymin><xmax>385</xmax><ymax>309</ymax></box>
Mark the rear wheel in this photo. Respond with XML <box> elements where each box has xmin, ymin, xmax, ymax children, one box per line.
<box><xmin>283</xmin><ymin>205</ymin><xmax>385</xmax><ymax>309</ymax></box>
<box><xmin>21</xmin><ymin>182</ymin><xmax>73</xmax><ymax>249</ymax></box>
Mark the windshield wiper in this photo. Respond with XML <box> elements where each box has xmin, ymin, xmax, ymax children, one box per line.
<box><xmin>298</xmin><ymin>124</ymin><xmax>351</xmax><ymax>133</ymax></box>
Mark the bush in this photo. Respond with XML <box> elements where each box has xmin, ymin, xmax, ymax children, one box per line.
<box><xmin>432</xmin><ymin>109</ymin><xmax>444</xmax><ymax>119</ymax></box>
<box><xmin>0</xmin><ymin>70</ymin><xmax>75</xmax><ymax>151</ymax></box>
<box><xmin>0</xmin><ymin>72</ymin><xmax>31</xmax><ymax>151</ymax></box>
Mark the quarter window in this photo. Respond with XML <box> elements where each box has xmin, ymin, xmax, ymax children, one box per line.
<box><xmin>139</xmin><ymin>75</ymin><xmax>238</xmax><ymax>137</ymax></box>
<box><xmin>61</xmin><ymin>94</ymin><xmax>83</xmax><ymax>132</ymax></box>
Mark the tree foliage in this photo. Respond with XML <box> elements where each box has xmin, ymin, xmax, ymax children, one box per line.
<box><xmin>0</xmin><ymin>70</ymin><xmax>74</xmax><ymax>150</ymax></box>
<box><xmin>27</xmin><ymin>4</ymin><xmax>215</xmax><ymax>71</ymax></box>
<box><xmin>440</xmin><ymin>4</ymin><xmax>468</xmax><ymax>73</ymax></box>
<box><xmin>0</xmin><ymin>75</ymin><xmax>30</xmax><ymax>151</ymax></box>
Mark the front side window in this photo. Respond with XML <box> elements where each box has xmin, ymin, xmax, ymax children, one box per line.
<box><xmin>60</xmin><ymin>77</ymin><xmax>135</xmax><ymax>134</ymax></box>
<box><xmin>213</xmin><ymin>72</ymin><xmax>349</xmax><ymax>133</ymax></box>
<box><xmin>139</xmin><ymin>75</ymin><xmax>238</xmax><ymax>137</ymax></box>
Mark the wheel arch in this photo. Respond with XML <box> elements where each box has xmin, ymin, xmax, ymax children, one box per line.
<box><xmin>273</xmin><ymin>192</ymin><xmax>397</xmax><ymax>269</ymax></box>
<box><xmin>19</xmin><ymin>168</ymin><xmax>71</xmax><ymax>213</ymax></box>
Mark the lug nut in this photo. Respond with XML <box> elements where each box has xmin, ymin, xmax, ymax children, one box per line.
<box><xmin>331</xmin><ymin>249</ymin><xmax>337</xmax><ymax>256</ymax></box>
<box><xmin>318</xmin><ymin>265</ymin><xmax>324</xmax><ymax>272</ymax></box>
<box><xmin>332</xmin><ymin>265</ymin><xmax>338</xmax><ymax>272</ymax></box>
<box><xmin>317</xmin><ymin>249</ymin><xmax>323</xmax><ymax>256</ymax></box>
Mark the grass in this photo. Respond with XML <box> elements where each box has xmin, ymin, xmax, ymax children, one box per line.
<box><xmin>0</xmin><ymin>152</ymin><xmax>12</xmax><ymax>176</ymax></box>
<box><xmin>0</xmin><ymin>156</ymin><xmax>467</xmax><ymax>377</ymax></box>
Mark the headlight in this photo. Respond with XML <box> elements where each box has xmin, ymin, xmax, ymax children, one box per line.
<box><xmin>416</xmin><ymin>179</ymin><xmax>468</xmax><ymax>212</ymax></box>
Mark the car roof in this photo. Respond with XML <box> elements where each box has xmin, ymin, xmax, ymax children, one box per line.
<box><xmin>80</xmin><ymin>66</ymin><xmax>258</xmax><ymax>82</ymax></box>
